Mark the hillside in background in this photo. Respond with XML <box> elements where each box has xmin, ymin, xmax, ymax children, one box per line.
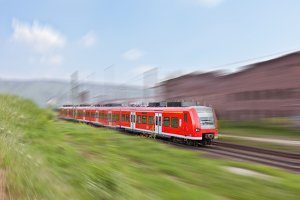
<box><xmin>0</xmin><ymin>79</ymin><xmax>143</xmax><ymax>107</ymax></box>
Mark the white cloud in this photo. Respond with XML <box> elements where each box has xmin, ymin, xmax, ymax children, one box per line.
<box><xmin>80</xmin><ymin>31</ymin><xmax>97</xmax><ymax>47</ymax></box>
<box><xmin>11</xmin><ymin>19</ymin><xmax>65</xmax><ymax>66</ymax></box>
<box><xmin>192</xmin><ymin>0</ymin><xmax>224</xmax><ymax>7</ymax></box>
<box><xmin>122</xmin><ymin>48</ymin><xmax>144</xmax><ymax>61</ymax></box>
<box><xmin>11</xmin><ymin>18</ymin><xmax>65</xmax><ymax>53</ymax></box>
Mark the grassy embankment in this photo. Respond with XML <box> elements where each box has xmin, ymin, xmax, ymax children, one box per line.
<box><xmin>219</xmin><ymin>120</ymin><xmax>300</xmax><ymax>153</ymax></box>
<box><xmin>0</xmin><ymin>95</ymin><xmax>300</xmax><ymax>199</ymax></box>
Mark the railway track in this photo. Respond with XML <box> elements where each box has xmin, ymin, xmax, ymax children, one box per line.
<box><xmin>206</xmin><ymin>141</ymin><xmax>300</xmax><ymax>172</ymax></box>
<box><xmin>161</xmin><ymin>139</ymin><xmax>300</xmax><ymax>173</ymax></box>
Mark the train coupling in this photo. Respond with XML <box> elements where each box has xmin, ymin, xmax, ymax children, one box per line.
<box><xmin>204</xmin><ymin>133</ymin><xmax>214</xmax><ymax>140</ymax></box>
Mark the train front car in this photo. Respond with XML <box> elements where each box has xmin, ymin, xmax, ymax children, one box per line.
<box><xmin>193</xmin><ymin>106</ymin><xmax>218</xmax><ymax>145</ymax></box>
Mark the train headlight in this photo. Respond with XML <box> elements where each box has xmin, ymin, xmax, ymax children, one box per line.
<box><xmin>195</xmin><ymin>128</ymin><xmax>200</xmax><ymax>132</ymax></box>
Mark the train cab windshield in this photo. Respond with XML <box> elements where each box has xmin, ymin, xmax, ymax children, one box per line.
<box><xmin>195</xmin><ymin>107</ymin><xmax>215</xmax><ymax>129</ymax></box>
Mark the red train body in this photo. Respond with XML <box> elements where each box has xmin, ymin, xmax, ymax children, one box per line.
<box><xmin>59</xmin><ymin>106</ymin><xmax>218</xmax><ymax>145</ymax></box>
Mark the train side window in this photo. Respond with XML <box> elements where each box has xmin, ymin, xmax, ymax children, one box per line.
<box><xmin>171</xmin><ymin>117</ymin><xmax>179</xmax><ymax>128</ymax></box>
<box><xmin>122</xmin><ymin>114</ymin><xmax>125</xmax><ymax>122</ymax></box>
<box><xmin>116</xmin><ymin>114</ymin><xmax>119</xmax><ymax>122</ymax></box>
<box><xmin>126</xmin><ymin>114</ymin><xmax>130</xmax><ymax>122</ymax></box>
<box><xmin>163</xmin><ymin>117</ymin><xmax>170</xmax><ymax>127</ymax></box>
<box><xmin>184</xmin><ymin>113</ymin><xmax>188</xmax><ymax>122</ymax></box>
<box><xmin>148</xmin><ymin>116</ymin><xmax>154</xmax><ymax>125</ymax></box>
<box><xmin>155</xmin><ymin>116</ymin><xmax>158</xmax><ymax>125</ymax></box>
<box><xmin>137</xmin><ymin>115</ymin><xmax>141</xmax><ymax>124</ymax></box>
<box><xmin>142</xmin><ymin>116</ymin><xmax>147</xmax><ymax>124</ymax></box>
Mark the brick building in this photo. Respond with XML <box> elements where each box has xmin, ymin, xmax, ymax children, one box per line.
<box><xmin>158</xmin><ymin>52</ymin><xmax>300</xmax><ymax>120</ymax></box>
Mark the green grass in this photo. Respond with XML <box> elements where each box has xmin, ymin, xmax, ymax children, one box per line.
<box><xmin>219</xmin><ymin>120</ymin><xmax>300</xmax><ymax>139</ymax></box>
<box><xmin>0</xmin><ymin>95</ymin><xmax>300</xmax><ymax>199</ymax></box>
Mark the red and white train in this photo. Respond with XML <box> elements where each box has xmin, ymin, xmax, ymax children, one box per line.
<box><xmin>59</xmin><ymin>105</ymin><xmax>218</xmax><ymax>145</ymax></box>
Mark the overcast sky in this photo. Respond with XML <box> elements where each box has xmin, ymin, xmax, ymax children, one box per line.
<box><xmin>1</xmin><ymin>0</ymin><xmax>300</xmax><ymax>85</ymax></box>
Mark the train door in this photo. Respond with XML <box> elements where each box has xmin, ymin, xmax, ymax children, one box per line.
<box><xmin>155</xmin><ymin>113</ymin><xmax>162</xmax><ymax>134</ymax></box>
<box><xmin>130</xmin><ymin>112</ymin><xmax>136</xmax><ymax>130</ymax></box>
<box><xmin>96</xmin><ymin>111</ymin><xmax>99</xmax><ymax>123</ymax></box>
<box><xmin>108</xmin><ymin>111</ymin><xmax>112</xmax><ymax>126</ymax></box>
<box><xmin>83</xmin><ymin>110</ymin><xmax>86</xmax><ymax>121</ymax></box>
<box><xmin>72</xmin><ymin>108</ymin><xmax>76</xmax><ymax>119</ymax></box>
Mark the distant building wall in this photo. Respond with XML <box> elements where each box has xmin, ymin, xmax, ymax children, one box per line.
<box><xmin>159</xmin><ymin>52</ymin><xmax>300</xmax><ymax>120</ymax></box>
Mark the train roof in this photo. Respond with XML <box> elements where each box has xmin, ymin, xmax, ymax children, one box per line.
<box><xmin>60</xmin><ymin>105</ymin><xmax>212</xmax><ymax>112</ymax></box>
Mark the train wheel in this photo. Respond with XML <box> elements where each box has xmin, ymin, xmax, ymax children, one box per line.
<box><xmin>187</xmin><ymin>140</ymin><xmax>198</xmax><ymax>146</ymax></box>
<box><xmin>171</xmin><ymin>137</ymin><xmax>176</xmax><ymax>143</ymax></box>
<box><xmin>201</xmin><ymin>139</ymin><xmax>212</xmax><ymax>146</ymax></box>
